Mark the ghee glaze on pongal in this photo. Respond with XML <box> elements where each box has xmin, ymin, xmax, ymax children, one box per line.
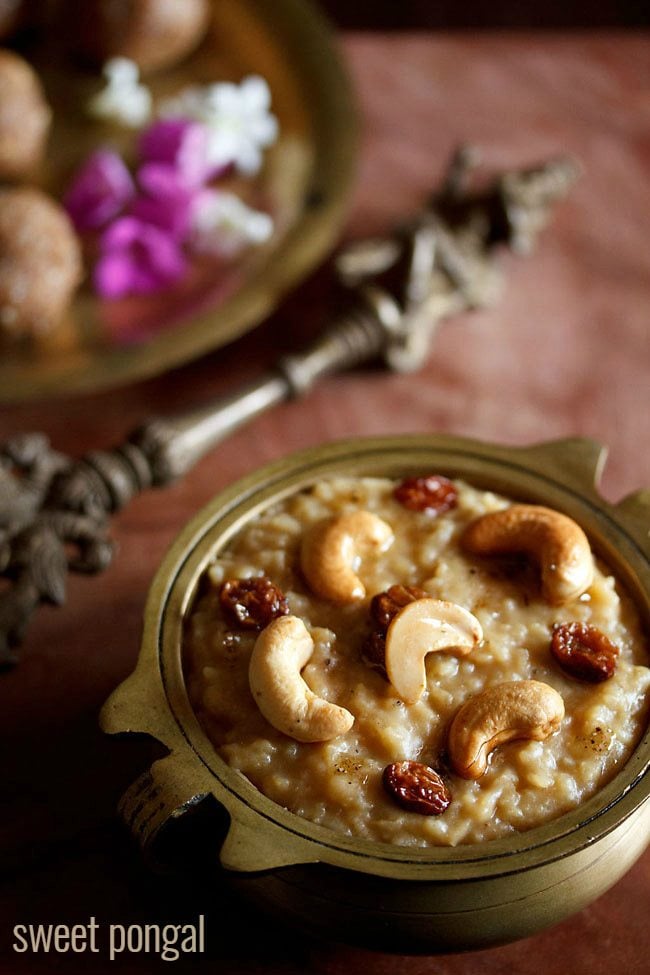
<box><xmin>183</xmin><ymin>476</ymin><xmax>650</xmax><ymax>847</ymax></box>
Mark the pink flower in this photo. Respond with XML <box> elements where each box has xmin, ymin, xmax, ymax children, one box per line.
<box><xmin>66</xmin><ymin>110</ymin><xmax>270</xmax><ymax>300</ymax></box>
<box><xmin>63</xmin><ymin>150</ymin><xmax>135</xmax><ymax>231</ymax></box>
<box><xmin>138</xmin><ymin>118</ymin><xmax>210</xmax><ymax>188</ymax></box>
<box><xmin>130</xmin><ymin>162</ymin><xmax>198</xmax><ymax>240</ymax></box>
<box><xmin>94</xmin><ymin>216</ymin><xmax>187</xmax><ymax>299</ymax></box>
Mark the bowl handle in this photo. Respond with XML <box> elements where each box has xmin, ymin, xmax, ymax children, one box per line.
<box><xmin>103</xmin><ymin>690</ymin><xmax>322</xmax><ymax>871</ymax></box>
<box><xmin>102</xmin><ymin>668</ymin><xmax>322</xmax><ymax>871</ymax></box>
<box><xmin>513</xmin><ymin>437</ymin><xmax>608</xmax><ymax>493</ymax></box>
<box><xmin>117</xmin><ymin>757</ymin><xmax>210</xmax><ymax>859</ymax></box>
<box><xmin>218</xmin><ymin>815</ymin><xmax>321</xmax><ymax>873</ymax></box>
<box><xmin>615</xmin><ymin>489</ymin><xmax>650</xmax><ymax>559</ymax></box>
<box><xmin>116</xmin><ymin>756</ymin><xmax>321</xmax><ymax>872</ymax></box>
<box><xmin>101</xmin><ymin>669</ymin><xmax>212</xmax><ymax>859</ymax></box>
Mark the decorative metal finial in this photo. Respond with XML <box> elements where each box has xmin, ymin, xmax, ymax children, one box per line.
<box><xmin>0</xmin><ymin>148</ymin><xmax>579</xmax><ymax>666</ymax></box>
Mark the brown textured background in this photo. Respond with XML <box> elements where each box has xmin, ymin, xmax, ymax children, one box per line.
<box><xmin>2</xmin><ymin>27</ymin><xmax>650</xmax><ymax>975</ymax></box>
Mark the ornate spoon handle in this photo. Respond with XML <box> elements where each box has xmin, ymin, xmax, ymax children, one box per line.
<box><xmin>125</xmin><ymin>287</ymin><xmax>401</xmax><ymax>492</ymax></box>
<box><xmin>0</xmin><ymin>150</ymin><xmax>579</xmax><ymax>665</ymax></box>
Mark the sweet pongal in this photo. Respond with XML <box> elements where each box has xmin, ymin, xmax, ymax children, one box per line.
<box><xmin>183</xmin><ymin>476</ymin><xmax>650</xmax><ymax>847</ymax></box>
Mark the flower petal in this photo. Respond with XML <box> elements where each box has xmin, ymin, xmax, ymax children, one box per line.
<box><xmin>137</xmin><ymin>162</ymin><xmax>186</xmax><ymax>199</ymax></box>
<box><xmin>87</xmin><ymin>57</ymin><xmax>152</xmax><ymax>128</ymax></box>
<box><xmin>130</xmin><ymin>194</ymin><xmax>192</xmax><ymax>240</ymax></box>
<box><xmin>191</xmin><ymin>190</ymin><xmax>273</xmax><ymax>256</ymax></box>
<box><xmin>133</xmin><ymin>163</ymin><xmax>199</xmax><ymax>239</ymax></box>
<box><xmin>64</xmin><ymin>150</ymin><xmax>135</xmax><ymax>231</ymax></box>
<box><xmin>94</xmin><ymin>251</ymin><xmax>139</xmax><ymax>299</ymax></box>
<box><xmin>101</xmin><ymin>215</ymin><xmax>143</xmax><ymax>251</ymax></box>
<box><xmin>157</xmin><ymin>75</ymin><xmax>278</xmax><ymax>176</ymax></box>
<box><xmin>97</xmin><ymin>216</ymin><xmax>187</xmax><ymax>298</ymax></box>
<box><xmin>240</xmin><ymin>75</ymin><xmax>272</xmax><ymax>111</ymax></box>
<box><xmin>138</xmin><ymin>118</ymin><xmax>210</xmax><ymax>187</ymax></box>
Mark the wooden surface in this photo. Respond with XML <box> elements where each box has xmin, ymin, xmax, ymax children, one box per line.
<box><xmin>2</xmin><ymin>32</ymin><xmax>650</xmax><ymax>974</ymax></box>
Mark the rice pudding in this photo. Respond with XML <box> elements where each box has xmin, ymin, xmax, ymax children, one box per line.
<box><xmin>184</xmin><ymin>476</ymin><xmax>650</xmax><ymax>847</ymax></box>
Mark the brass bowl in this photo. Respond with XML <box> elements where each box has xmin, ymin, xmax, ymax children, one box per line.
<box><xmin>101</xmin><ymin>435</ymin><xmax>650</xmax><ymax>952</ymax></box>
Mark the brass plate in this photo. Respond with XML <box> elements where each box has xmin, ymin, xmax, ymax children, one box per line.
<box><xmin>0</xmin><ymin>0</ymin><xmax>357</xmax><ymax>402</ymax></box>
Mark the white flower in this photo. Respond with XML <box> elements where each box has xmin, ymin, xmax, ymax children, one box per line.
<box><xmin>191</xmin><ymin>191</ymin><xmax>273</xmax><ymax>257</ymax></box>
<box><xmin>88</xmin><ymin>58</ymin><xmax>152</xmax><ymax>128</ymax></box>
<box><xmin>160</xmin><ymin>75</ymin><xmax>278</xmax><ymax>176</ymax></box>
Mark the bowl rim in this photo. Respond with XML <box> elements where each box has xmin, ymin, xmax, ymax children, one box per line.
<box><xmin>107</xmin><ymin>434</ymin><xmax>650</xmax><ymax>880</ymax></box>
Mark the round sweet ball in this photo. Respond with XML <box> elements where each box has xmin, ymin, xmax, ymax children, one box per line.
<box><xmin>0</xmin><ymin>187</ymin><xmax>83</xmax><ymax>339</ymax></box>
<box><xmin>74</xmin><ymin>0</ymin><xmax>211</xmax><ymax>74</ymax></box>
<box><xmin>0</xmin><ymin>48</ymin><xmax>51</xmax><ymax>180</ymax></box>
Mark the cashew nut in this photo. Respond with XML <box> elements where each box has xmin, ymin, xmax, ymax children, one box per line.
<box><xmin>300</xmin><ymin>510</ymin><xmax>394</xmax><ymax>603</ymax></box>
<box><xmin>448</xmin><ymin>679</ymin><xmax>565</xmax><ymax>779</ymax></box>
<box><xmin>461</xmin><ymin>504</ymin><xmax>594</xmax><ymax>605</ymax></box>
<box><xmin>248</xmin><ymin>615</ymin><xmax>354</xmax><ymax>742</ymax></box>
<box><xmin>385</xmin><ymin>598</ymin><xmax>483</xmax><ymax>704</ymax></box>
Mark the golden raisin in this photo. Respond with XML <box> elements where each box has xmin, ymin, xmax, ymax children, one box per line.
<box><xmin>394</xmin><ymin>475</ymin><xmax>458</xmax><ymax>514</ymax></box>
<box><xmin>219</xmin><ymin>577</ymin><xmax>289</xmax><ymax>630</ymax></box>
<box><xmin>383</xmin><ymin>760</ymin><xmax>451</xmax><ymax>815</ymax></box>
<box><xmin>550</xmin><ymin>621</ymin><xmax>619</xmax><ymax>683</ymax></box>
